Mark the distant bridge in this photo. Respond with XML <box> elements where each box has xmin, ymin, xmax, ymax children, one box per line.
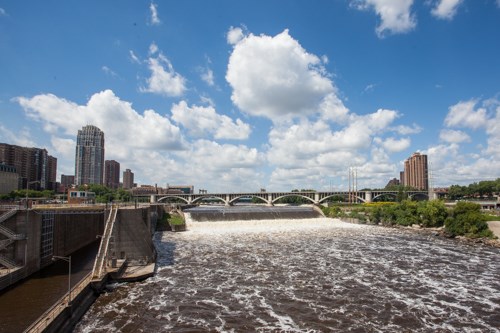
<box><xmin>148</xmin><ymin>190</ymin><xmax>431</xmax><ymax>206</ymax></box>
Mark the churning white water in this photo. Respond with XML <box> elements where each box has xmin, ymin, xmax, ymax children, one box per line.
<box><xmin>75</xmin><ymin>218</ymin><xmax>500</xmax><ymax>332</ymax></box>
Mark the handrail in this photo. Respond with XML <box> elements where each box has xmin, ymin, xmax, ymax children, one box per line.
<box><xmin>0</xmin><ymin>208</ymin><xmax>17</xmax><ymax>224</ymax></box>
<box><xmin>23</xmin><ymin>272</ymin><xmax>93</xmax><ymax>333</ymax></box>
<box><xmin>0</xmin><ymin>224</ymin><xmax>25</xmax><ymax>240</ymax></box>
<box><xmin>92</xmin><ymin>205</ymin><xmax>118</xmax><ymax>279</ymax></box>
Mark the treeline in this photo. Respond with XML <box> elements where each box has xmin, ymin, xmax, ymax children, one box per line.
<box><xmin>322</xmin><ymin>200</ymin><xmax>495</xmax><ymax>239</ymax></box>
<box><xmin>0</xmin><ymin>184</ymin><xmax>133</xmax><ymax>203</ymax></box>
<box><xmin>447</xmin><ymin>179</ymin><xmax>500</xmax><ymax>200</ymax></box>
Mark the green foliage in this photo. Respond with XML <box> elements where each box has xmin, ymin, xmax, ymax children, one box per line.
<box><xmin>417</xmin><ymin>200</ymin><xmax>448</xmax><ymax>228</ymax></box>
<box><xmin>447</xmin><ymin>178</ymin><xmax>500</xmax><ymax>199</ymax></box>
<box><xmin>445</xmin><ymin>202</ymin><xmax>494</xmax><ymax>238</ymax></box>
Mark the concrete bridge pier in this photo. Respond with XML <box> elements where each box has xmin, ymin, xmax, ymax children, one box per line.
<box><xmin>365</xmin><ymin>191</ymin><xmax>372</xmax><ymax>203</ymax></box>
<box><xmin>150</xmin><ymin>195</ymin><xmax>157</xmax><ymax>204</ymax></box>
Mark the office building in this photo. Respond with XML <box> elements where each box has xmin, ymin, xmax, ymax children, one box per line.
<box><xmin>123</xmin><ymin>168</ymin><xmax>134</xmax><ymax>189</ymax></box>
<box><xmin>104</xmin><ymin>160</ymin><xmax>120</xmax><ymax>189</ymax></box>
<box><xmin>0</xmin><ymin>143</ymin><xmax>57</xmax><ymax>191</ymax></box>
<box><xmin>401</xmin><ymin>152</ymin><xmax>428</xmax><ymax>190</ymax></box>
<box><xmin>75</xmin><ymin>125</ymin><xmax>105</xmax><ymax>186</ymax></box>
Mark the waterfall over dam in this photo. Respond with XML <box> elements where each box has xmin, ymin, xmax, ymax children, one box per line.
<box><xmin>184</xmin><ymin>205</ymin><xmax>323</xmax><ymax>222</ymax></box>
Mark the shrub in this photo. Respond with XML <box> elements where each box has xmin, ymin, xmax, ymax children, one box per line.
<box><xmin>445</xmin><ymin>202</ymin><xmax>494</xmax><ymax>238</ymax></box>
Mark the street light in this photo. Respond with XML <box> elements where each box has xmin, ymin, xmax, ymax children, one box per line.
<box><xmin>52</xmin><ymin>255</ymin><xmax>72</xmax><ymax>306</ymax></box>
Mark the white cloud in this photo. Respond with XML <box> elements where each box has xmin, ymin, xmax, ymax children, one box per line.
<box><xmin>101</xmin><ymin>66</ymin><xmax>118</xmax><ymax>77</ymax></box>
<box><xmin>50</xmin><ymin>136</ymin><xmax>75</xmax><ymax>160</ymax></box>
<box><xmin>0</xmin><ymin>124</ymin><xmax>36</xmax><ymax>147</ymax></box>
<box><xmin>149</xmin><ymin>42</ymin><xmax>159</xmax><ymax>55</ymax></box>
<box><xmin>149</xmin><ymin>2</ymin><xmax>161</xmax><ymax>26</ymax></box>
<box><xmin>140</xmin><ymin>51</ymin><xmax>186</xmax><ymax>97</ymax></box>
<box><xmin>373</xmin><ymin>136</ymin><xmax>411</xmax><ymax>153</ymax></box>
<box><xmin>227</xmin><ymin>26</ymin><xmax>245</xmax><ymax>45</ymax></box>
<box><xmin>352</xmin><ymin>0</ymin><xmax>417</xmax><ymax>37</ymax></box>
<box><xmin>0</xmin><ymin>8</ymin><xmax>6</xmax><ymax>16</ymax></box>
<box><xmin>444</xmin><ymin>99</ymin><xmax>488</xmax><ymax>129</ymax></box>
<box><xmin>439</xmin><ymin>129</ymin><xmax>470</xmax><ymax>143</ymax></box>
<box><xmin>171</xmin><ymin>101</ymin><xmax>251</xmax><ymax>140</ymax></box>
<box><xmin>392</xmin><ymin>123</ymin><xmax>422</xmax><ymax>135</ymax></box>
<box><xmin>431</xmin><ymin>0</ymin><xmax>463</xmax><ymax>20</ymax></box>
<box><xmin>129</xmin><ymin>50</ymin><xmax>141</xmax><ymax>64</ymax></box>
<box><xmin>226</xmin><ymin>29</ymin><xmax>336</xmax><ymax>121</ymax></box>
<box><xmin>16</xmin><ymin>90</ymin><xmax>186</xmax><ymax>152</ymax></box>
<box><xmin>201</xmin><ymin>67</ymin><xmax>215</xmax><ymax>86</ymax></box>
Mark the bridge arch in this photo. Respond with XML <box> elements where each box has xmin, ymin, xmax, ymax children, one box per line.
<box><xmin>372</xmin><ymin>193</ymin><xmax>398</xmax><ymax>202</ymax></box>
<box><xmin>271</xmin><ymin>194</ymin><xmax>316</xmax><ymax>205</ymax></box>
<box><xmin>191</xmin><ymin>195</ymin><xmax>227</xmax><ymax>205</ymax></box>
<box><xmin>157</xmin><ymin>195</ymin><xmax>189</xmax><ymax>204</ymax></box>
<box><xmin>317</xmin><ymin>194</ymin><xmax>366</xmax><ymax>204</ymax></box>
<box><xmin>408</xmin><ymin>193</ymin><xmax>429</xmax><ymax>201</ymax></box>
<box><xmin>228</xmin><ymin>195</ymin><xmax>270</xmax><ymax>205</ymax></box>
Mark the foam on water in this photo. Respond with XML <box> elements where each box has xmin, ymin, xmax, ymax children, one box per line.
<box><xmin>74</xmin><ymin>218</ymin><xmax>500</xmax><ymax>333</ymax></box>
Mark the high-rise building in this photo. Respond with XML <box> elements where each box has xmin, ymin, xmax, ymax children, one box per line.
<box><xmin>0</xmin><ymin>143</ymin><xmax>57</xmax><ymax>191</ymax></box>
<box><xmin>59</xmin><ymin>174</ymin><xmax>75</xmax><ymax>193</ymax></box>
<box><xmin>123</xmin><ymin>169</ymin><xmax>134</xmax><ymax>189</ymax></box>
<box><xmin>401</xmin><ymin>152</ymin><xmax>428</xmax><ymax>190</ymax></box>
<box><xmin>75</xmin><ymin>125</ymin><xmax>105</xmax><ymax>186</ymax></box>
<box><xmin>105</xmin><ymin>160</ymin><xmax>120</xmax><ymax>189</ymax></box>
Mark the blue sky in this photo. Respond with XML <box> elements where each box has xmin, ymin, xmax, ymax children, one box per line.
<box><xmin>1</xmin><ymin>0</ymin><xmax>499</xmax><ymax>192</ymax></box>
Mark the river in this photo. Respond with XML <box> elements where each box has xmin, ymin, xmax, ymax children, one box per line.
<box><xmin>74</xmin><ymin>218</ymin><xmax>500</xmax><ymax>332</ymax></box>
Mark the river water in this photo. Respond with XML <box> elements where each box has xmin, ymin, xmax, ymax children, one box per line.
<box><xmin>74</xmin><ymin>218</ymin><xmax>500</xmax><ymax>332</ymax></box>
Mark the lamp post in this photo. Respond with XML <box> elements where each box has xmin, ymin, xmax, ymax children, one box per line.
<box><xmin>52</xmin><ymin>255</ymin><xmax>72</xmax><ymax>306</ymax></box>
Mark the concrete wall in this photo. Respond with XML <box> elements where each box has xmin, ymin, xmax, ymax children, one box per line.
<box><xmin>112</xmin><ymin>207</ymin><xmax>155</xmax><ymax>263</ymax></box>
<box><xmin>52</xmin><ymin>213</ymin><xmax>104</xmax><ymax>258</ymax></box>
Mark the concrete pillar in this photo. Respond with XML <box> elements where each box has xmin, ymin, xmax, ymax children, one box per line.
<box><xmin>225</xmin><ymin>194</ymin><xmax>230</xmax><ymax>206</ymax></box>
<box><xmin>188</xmin><ymin>195</ymin><xmax>192</xmax><ymax>204</ymax></box>
<box><xmin>150</xmin><ymin>195</ymin><xmax>157</xmax><ymax>203</ymax></box>
<box><xmin>314</xmin><ymin>193</ymin><xmax>319</xmax><ymax>204</ymax></box>
<box><xmin>365</xmin><ymin>191</ymin><xmax>372</xmax><ymax>203</ymax></box>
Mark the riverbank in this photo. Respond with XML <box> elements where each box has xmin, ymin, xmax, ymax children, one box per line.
<box><xmin>340</xmin><ymin>217</ymin><xmax>500</xmax><ymax>248</ymax></box>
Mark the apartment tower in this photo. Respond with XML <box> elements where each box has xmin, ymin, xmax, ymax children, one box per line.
<box><xmin>104</xmin><ymin>160</ymin><xmax>120</xmax><ymax>189</ymax></box>
<box><xmin>401</xmin><ymin>152</ymin><xmax>428</xmax><ymax>190</ymax></box>
<box><xmin>123</xmin><ymin>169</ymin><xmax>134</xmax><ymax>189</ymax></box>
<box><xmin>75</xmin><ymin>125</ymin><xmax>105</xmax><ymax>186</ymax></box>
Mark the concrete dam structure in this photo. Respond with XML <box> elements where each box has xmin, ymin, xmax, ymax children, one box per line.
<box><xmin>0</xmin><ymin>204</ymin><xmax>158</xmax><ymax>333</ymax></box>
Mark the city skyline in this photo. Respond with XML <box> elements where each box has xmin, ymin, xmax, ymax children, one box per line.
<box><xmin>1</xmin><ymin>1</ymin><xmax>499</xmax><ymax>192</ymax></box>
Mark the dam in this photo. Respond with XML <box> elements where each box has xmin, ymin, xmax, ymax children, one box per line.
<box><xmin>0</xmin><ymin>204</ymin><xmax>158</xmax><ymax>333</ymax></box>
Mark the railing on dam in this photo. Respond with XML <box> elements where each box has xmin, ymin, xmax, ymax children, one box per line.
<box><xmin>23</xmin><ymin>272</ymin><xmax>93</xmax><ymax>333</ymax></box>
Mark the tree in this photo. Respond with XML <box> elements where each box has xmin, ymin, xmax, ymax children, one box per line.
<box><xmin>445</xmin><ymin>202</ymin><xmax>493</xmax><ymax>238</ymax></box>
<box><xmin>417</xmin><ymin>200</ymin><xmax>448</xmax><ymax>228</ymax></box>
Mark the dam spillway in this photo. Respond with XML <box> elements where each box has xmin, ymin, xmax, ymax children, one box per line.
<box><xmin>184</xmin><ymin>205</ymin><xmax>323</xmax><ymax>222</ymax></box>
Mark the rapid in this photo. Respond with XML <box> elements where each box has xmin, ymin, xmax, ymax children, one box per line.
<box><xmin>74</xmin><ymin>218</ymin><xmax>500</xmax><ymax>332</ymax></box>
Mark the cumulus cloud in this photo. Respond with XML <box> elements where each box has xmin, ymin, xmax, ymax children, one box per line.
<box><xmin>226</xmin><ymin>29</ymin><xmax>337</xmax><ymax>120</ymax></box>
<box><xmin>431</xmin><ymin>0</ymin><xmax>463</xmax><ymax>20</ymax></box>
<box><xmin>444</xmin><ymin>99</ymin><xmax>488</xmax><ymax>129</ymax></box>
<box><xmin>15</xmin><ymin>89</ymin><xmax>186</xmax><ymax>152</ymax></box>
<box><xmin>171</xmin><ymin>101</ymin><xmax>251</xmax><ymax>140</ymax></box>
<box><xmin>140</xmin><ymin>49</ymin><xmax>186</xmax><ymax>97</ymax></box>
<box><xmin>149</xmin><ymin>2</ymin><xmax>161</xmax><ymax>25</ymax></box>
<box><xmin>373</xmin><ymin>136</ymin><xmax>411</xmax><ymax>153</ymax></box>
<box><xmin>0</xmin><ymin>124</ymin><xmax>36</xmax><ymax>147</ymax></box>
<box><xmin>439</xmin><ymin>129</ymin><xmax>470</xmax><ymax>143</ymax></box>
<box><xmin>391</xmin><ymin>123</ymin><xmax>422</xmax><ymax>135</ymax></box>
<box><xmin>351</xmin><ymin>0</ymin><xmax>416</xmax><ymax>37</ymax></box>
<box><xmin>227</xmin><ymin>26</ymin><xmax>245</xmax><ymax>45</ymax></box>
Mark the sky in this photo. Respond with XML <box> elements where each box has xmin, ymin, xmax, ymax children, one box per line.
<box><xmin>0</xmin><ymin>0</ymin><xmax>499</xmax><ymax>192</ymax></box>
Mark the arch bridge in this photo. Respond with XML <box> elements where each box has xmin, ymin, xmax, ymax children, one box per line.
<box><xmin>148</xmin><ymin>190</ymin><xmax>431</xmax><ymax>206</ymax></box>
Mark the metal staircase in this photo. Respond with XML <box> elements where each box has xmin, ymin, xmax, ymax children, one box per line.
<box><xmin>0</xmin><ymin>207</ymin><xmax>22</xmax><ymax>269</ymax></box>
<box><xmin>92</xmin><ymin>205</ymin><xmax>118</xmax><ymax>279</ymax></box>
